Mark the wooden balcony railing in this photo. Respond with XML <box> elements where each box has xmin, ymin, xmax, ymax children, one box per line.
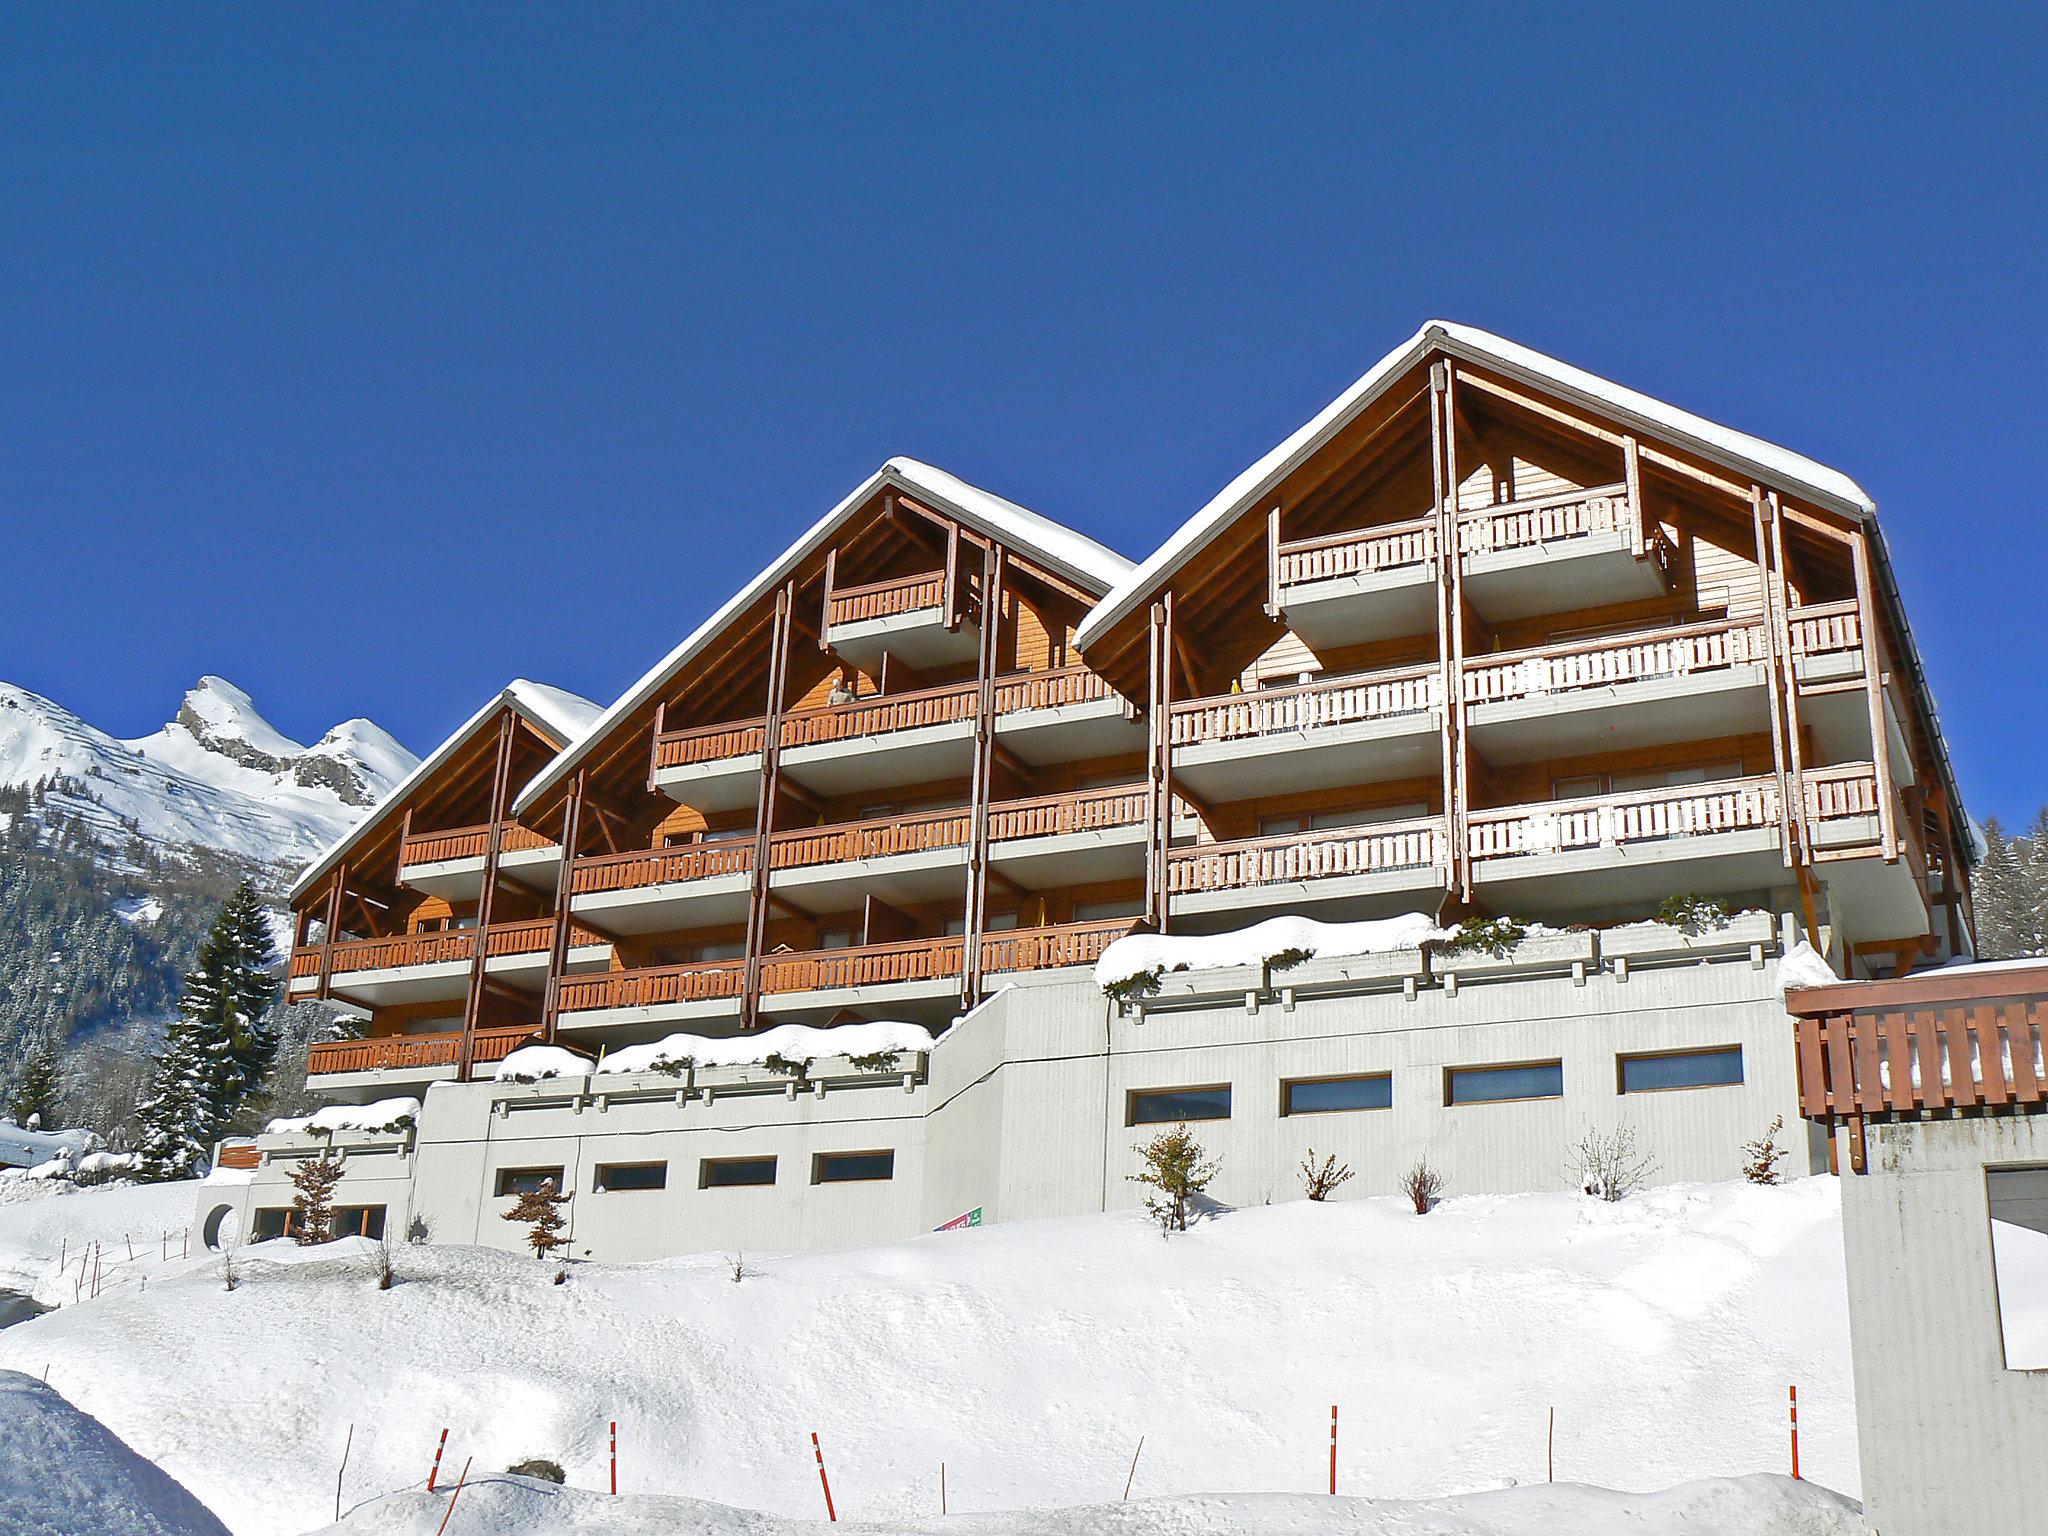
<box><xmin>1464</xmin><ymin>616</ymin><xmax>1770</xmax><ymax>705</ymax></box>
<box><xmin>782</xmin><ymin>677</ymin><xmax>979</xmax><ymax>748</ymax></box>
<box><xmin>1804</xmin><ymin>762</ymin><xmax>1882</xmax><ymax>829</ymax></box>
<box><xmin>553</xmin><ymin>959</ymin><xmax>746</xmax><ymax>1014</ymax></box>
<box><xmin>1455</xmin><ymin>482</ymin><xmax>1630</xmax><ymax>556</ymax></box>
<box><xmin>400</xmin><ymin>822</ymin><xmax>556</xmax><ymax>868</ymax></box>
<box><xmin>826</xmin><ymin>570</ymin><xmax>948</xmax><ymax>627</ymax></box>
<box><xmin>570</xmin><ymin>840</ymin><xmax>756</xmax><ymax>895</ymax></box>
<box><xmin>1168</xmin><ymin>816</ymin><xmax>1445</xmax><ymax>895</ymax></box>
<box><xmin>1788</xmin><ymin>599</ymin><xmax>1862</xmax><ymax>660</ymax></box>
<box><xmin>770</xmin><ymin>804</ymin><xmax>972</xmax><ymax>869</ymax></box>
<box><xmin>306</xmin><ymin>1026</ymin><xmax>537</xmax><ymax>1078</ymax></box>
<box><xmin>652</xmin><ymin>718</ymin><xmax>768</xmax><ymax>773</ymax></box>
<box><xmin>991</xmin><ymin>665</ymin><xmax>1119</xmax><ymax>715</ymax></box>
<box><xmin>215</xmin><ymin>1141</ymin><xmax>261</xmax><ymax>1170</ymax></box>
<box><xmin>980</xmin><ymin>919</ymin><xmax>1132</xmax><ymax>973</ymax></box>
<box><xmin>988</xmin><ymin>784</ymin><xmax>1148</xmax><ymax>842</ymax></box>
<box><xmin>1171</xmin><ymin>665</ymin><xmax>1439</xmax><ymax>748</ymax></box>
<box><xmin>293</xmin><ymin>918</ymin><xmax>604</xmax><ymax>979</ymax></box>
<box><xmin>761</xmin><ymin>935</ymin><xmax>968</xmax><ymax>994</ymax></box>
<box><xmin>1276</xmin><ymin>517</ymin><xmax>1437</xmax><ymax>587</ymax></box>
<box><xmin>1467</xmin><ymin>775</ymin><xmax>1781</xmax><ymax>862</ymax></box>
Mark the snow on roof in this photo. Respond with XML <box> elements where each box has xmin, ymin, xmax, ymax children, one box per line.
<box><xmin>288</xmin><ymin>680</ymin><xmax>602</xmax><ymax>903</ymax></box>
<box><xmin>1077</xmin><ymin>319</ymin><xmax>1875</xmax><ymax>651</ymax></box>
<box><xmin>513</xmin><ymin>458</ymin><xmax>1132</xmax><ymax>816</ymax></box>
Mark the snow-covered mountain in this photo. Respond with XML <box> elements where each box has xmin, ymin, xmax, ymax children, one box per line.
<box><xmin>0</xmin><ymin>677</ymin><xmax>417</xmax><ymax>876</ymax></box>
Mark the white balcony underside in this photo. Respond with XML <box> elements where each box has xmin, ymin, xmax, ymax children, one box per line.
<box><xmin>1470</xmin><ymin>827</ymin><xmax>1787</xmax><ymax>918</ymax></box>
<box><xmin>323</xmin><ymin>943</ymin><xmax>611</xmax><ymax>1008</ymax></box>
<box><xmin>825</xmin><ymin>610</ymin><xmax>979</xmax><ymax>670</ymax></box>
<box><xmin>988</xmin><ymin>823</ymin><xmax>1148</xmax><ymax>890</ymax></box>
<box><xmin>994</xmin><ymin>697</ymin><xmax>1147</xmax><ymax>764</ymax></box>
<box><xmin>771</xmin><ymin>846</ymin><xmax>970</xmax><ymax>914</ymax></box>
<box><xmin>1801</xmin><ymin>685</ymin><xmax>1915</xmax><ymax>788</ymax></box>
<box><xmin>1171</xmin><ymin>863</ymin><xmax>1449</xmax><ymax>926</ymax></box>
<box><xmin>1461</xmin><ymin>533</ymin><xmax>1666</xmax><ymax>621</ymax></box>
<box><xmin>303</xmin><ymin>1064</ymin><xmax>459</xmax><ymax>1103</ymax></box>
<box><xmin>780</xmin><ymin>721</ymin><xmax>973</xmax><ymax>796</ymax></box>
<box><xmin>572</xmin><ymin>873</ymin><xmax>753</xmax><ymax>933</ymax></box>
<box><xmin>1464</xmin><ymin>666</ymin><xmax>1771</xmax><ymax>765</ymax></box>
<box><xmin>652</xmin><ymin>751</ymin><xmax>763</xmax><ymax>814</ymax></box>
<box><xmin>1820</xmin><ymin>842</ymin><xmax>1933</xmax><ymax>943</ymax></box>
<box><xmin>1175</xmin><ymin>713</ymin><xmax>1441</xmax><ymax>802</ymax></box>
<box><xmin>400</xmin><ymin>843</ymin><xmax>563</xmax><ymax>902</ymax></box>
<box><xmin>756</xmin><ymin>975</ymin><xmax>962</xmax><ymax>1025</ymax></box>
<box><xmin>555</xmin><ymin>995</ymin><xmax>744</xmax><ymax>1038</ymax></box>
<box><xmin>1280</xmin><ymin>566</ymin><xmax>1437</xmax><ymax>649</ymax></box>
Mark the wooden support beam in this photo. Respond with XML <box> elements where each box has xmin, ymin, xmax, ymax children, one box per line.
<box><xmin>1263</xmin><ymin>505</ymin><xmax>1281</xmax><ymax>619</ymax></box>
<box><xmin>961</xmin><ymin>542</ymin><xmax>1005</xmax><ymax>1003</ymax></box>
<box><xmin>819</xmin><ymin>547</ymin><xmax>836</xmax><ymax>651</ymax></box>
<box><xmin>540</xmin><ymin>771</ymin><xmax>585</xmax><ymax>1043</ymax></box>
<box><xmin>319</xmin><ymin>863</ymin><xmax>347</xmax><ymax>1000</ymax></box>
<box><xmin>1850</xmin><ymin>529</ymin><xmax>1900</xmax><ymax>863</ymax></box>
<box><xmin>741</xmin><ymin>582</ymin><xmax>796</xmax><ymax>1028</ymax></box>
<box><xmin>1622</xmin><ymin>434</ymin><xmax>1646</xmax><ymax>558</ymax></box>
<box><xmin>1750</xmin><ymin>488</ymin><xmax>1797</xmax><ymax>870</ymax></box>
<box><xmin>1767</xmin><ymin>494</ymin><xmax>1812</xmax><ymax>867</ymax></box>
<box><xmin>458</xmin><ymin>708</ymin><xmax>518</xmax><ymax>1079</ymax></box>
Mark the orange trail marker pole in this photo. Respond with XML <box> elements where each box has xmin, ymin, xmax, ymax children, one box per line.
<box><xmin>1789</xmin><ymin>1386</ymin><xmax>1800</xmax><ymax>1480</ymax></box>
<box><xmin>1329</xmin><ymin>1406</ymin><xmax>1337</xmax><ymax>1495</ymax></box>
<box><xmin>811</xmin><ymin>1431</ymin><xmax>837</xmax><ymax>1521</ymax></box>
<box><xmin>427</xmin><ymin>1427</ymin><xmax>449</xmax><ymax>1492</ymax></box>
<box><xmin>1124</xmin><ymin>1436</ymin><xmax>1144</xmax><ymax>1501</ymax></box>
<box><xmin>433</xmin><ymin>1457</ymin><xmax>472</xmax><ymax>1536</ymax></box>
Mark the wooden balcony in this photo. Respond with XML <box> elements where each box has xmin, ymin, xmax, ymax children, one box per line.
<box><xmin>1168</xmin><ymin>816</ymin><xmax>1445</xmax><ymax>900</ymax></box>
<box><xmin>571</xmin><ymin>841</ymin><xmax>755</xmax><ymax>896</ymax></box>
<box><xmin>306</xmin><ymin>1026</ymin><xmax>538</xmax><ymax>1080</ymax></box>
<box><xmin>652</xmin><ymin>719</ymin><xmax>768</xmax><ymax>774</ymax></box>
<box><xmin>1467</xmin><ymin>775</ymin><xmax>1784</xmax><ymax>864</ymax></box>
<box><xmin>825</xmin><ymin>569</ymin><xmax>948</xmax><ymax>628</ymax></box>
<box><xmin>1171</xmin><ymin>665</ymin><xmax>1439</xmax><ymax>748</ymax></box>
<box><xmin>1454</xmin><ymin>482</ymin><xmax>1632</xmax><ymax>557</ymax></box>
<box><xmin>400</xmin><ymin>821</ymin><xmax>555</xmax><ymax>868</ymax></box>
<box><xmin>289</xmin><ymin>919</ymin><xmax>609</xmax><ymax>1005</ymax></box>
<box><xmin>553</xmin><ymin>958</ymin><xmax>746</xmax><ymax>1015</ymax></box>
<box><xmin>1277</xmin><ymin>516</ymin><xmax>1439</xmax><ymax>587</ymax></box>
<box><xmin>760</xmin><ymin>934</ymin><xmax>967</xmax><ymax>996</ymax></box>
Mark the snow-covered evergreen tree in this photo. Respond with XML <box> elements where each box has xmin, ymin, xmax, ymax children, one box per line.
<box><xmin>7</xmin><ymin>1032</ymin><xmax>63</xmax><ymax>1129</ymax></box>
<box><xmin>132</xmin><ymin>882</ymin><xmax>282</xmax><ymax>1180</ymax></box>
<box><xmin>1975</xmin><ymin>814</ymin><xmax>2048</xmax><ymax>959</ymax></box>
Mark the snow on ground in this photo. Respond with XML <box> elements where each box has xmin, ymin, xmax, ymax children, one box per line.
<box><xmin>0</xmin><ymin>1177</ymin><xmax>1857</xmax><ymax>1536</ymax></box>
<box><xmin>0</xmin><ymin>1174</ymin><xmax>203</xmax><ymax>1299</ymax></box>
<box><xmin>312</xmin><ymin>1474</ymin><xmax>1860</xmax><ymax>1536</ymax></box>
<box><xmin>0</xmin><ymin>1370</ymin><xmax>229</xmax><ymax>1536</ymax></box>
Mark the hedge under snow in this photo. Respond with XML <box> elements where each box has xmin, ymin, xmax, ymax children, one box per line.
<box><xmin>1094</xmin><ymin>913</ymin><xmax>1448</xmax><ymax>991</ymax></box>
<box><xmin>264</xmin><ymin>1097</ymin><xmax>421</xmax><ymax>1137</ymax></box>
<box><xmin>494</xmin><ymin>1021</ymin><xmax>937</xmax><ymax>1082</ymax></box>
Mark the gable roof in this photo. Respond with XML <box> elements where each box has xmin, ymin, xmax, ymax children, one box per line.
<box><xmin>510</xmin><ymin>457</ymin><xmax>1133</xmax><ymax>817</ymax></box>
<box><xmin>1077</xmin><ymin>320</ymin><xmax>1875</xmax><ymax>651</ymax></box>
<box><xmin>288</xmin><ymin>679</ymin><xmax>602</xmax><ymax>903</ymax></box>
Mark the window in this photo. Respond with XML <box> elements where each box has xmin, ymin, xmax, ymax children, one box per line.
<box><xmin>701</xmin><ymin>1156</ymin><xmax>777</xmax><ymax>1189</ymax></box>
<box><xmin>251</xmin><ymin>1207</ymin><xmax>290</xmax><ymax>1242</ymax></box>
<box><xmin>1283</xmin><ymin>1073</ymin><xmax>1393</xmax><ymax>1115</ymax></box>
<box><xmin>1074</xmin><ymin>897</ymin><xmax>1143</xmax><ymax>922</ymax></box>
<box><xmin>594</xmin><ymin>1162</ymin><xmax>668</xmax><ymax>1193</ymax></box>
<box><xmin>495</xmin><ymin>1166</ymin><xmax>565</xmax><ymax>1198</ymax></box>
<box><xmin>1618</xmin><ymin>1046</ymin><xmax>1744</xmax><ymax>1094</ymax></box>
<box><xmin>334</xmin><ymin>1205</ymin><xmax>387</xmax><ymax>1239</ymax></box>
<box><xmin>813</xmin><ymin>1150</ymin><xmax>895</xmax><ymax>1184</ymax></box>
<box><xmin>1446</xmin><ymin>1061</ymin><xmax>1564</xmax><ymax>1106</ymax></box>
<box><xmin>1128</xmin><ymin>1085</ymin><xmax>1232</xmax><ymax>1125</ymax></box>
<box><xmin>1990</xmin><ymin>1167</ymin><xmax>2048</xmax><ymax>1369</ymax></box>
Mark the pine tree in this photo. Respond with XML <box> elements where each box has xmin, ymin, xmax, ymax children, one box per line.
<box><xmin>7</xmin><ymin>1033</ymin><xmax>63</xmax><ymax>1130</ymax></box>
<box><xmin>131</xmin><ymin>883</ymin><xmax>282</xmax><ymax>1180</ymax></box>
<box><xmin>288</xmin><ymin>1152</ymin><xmax>343</xmax><ymax>1245</ymax></box>
<box><xmin>502</xmin><ymin>1179</ymin><xmax>569</xmax><ymax>1258</ymax></box>
<box><xmin>1974</xmin><ymin>814</ymin><xmax>2048</xmax><ymax>960</ymax></box>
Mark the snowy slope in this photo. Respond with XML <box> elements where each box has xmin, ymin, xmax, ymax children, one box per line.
<box><xmin>0</xmin><ymin>1371</ymin><xmax>230</xmax><ymax>1536</ymax></box>
<box><xmin>0</xmin><ymin>1177</ymin><xmax>1860</xmax><ymax>1536</ymax></box>
<box><xmin>314</xmin><ymin>1475</ymin><xmax>1859</xmax><ymax>1536</ymax></box>
<box><xmin>0</xmin><ymin>677</ymin><xmax>415</xmax><ymax>872</ymax></box>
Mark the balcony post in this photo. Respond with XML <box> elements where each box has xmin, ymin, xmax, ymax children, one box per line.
<box><xmin>646</xmin><ymin>701</ymin><xmax>665</xmax><ymax>793</ymax></box>
<box><xmin>457</xmin><ymin>707</ymin><xmax>518</xmax><ymax>1081</ymax></box>
<box><xmin>1143</xmin><ymin>594</ymin><xmax>1175</xmax><ymax>931</ymax></box>
<box><xmin>1264</xmin><ymin>505</ymin><xmax>1280</xmax><ymax>619</ymax></box>
<box><xmin>741</xmin><ymin>580</ymin><xmax>796</xmax><ymax>1028</ymax></box>
<box><xmin>1850</xmin><ymin>529</ymin><xmax>1899</xmax><ymax>862</ymax></box>
<box><xmin>962</xmin><ymin>542</ymin><xmax>1005</xmax><ymax>1004</ymax></box>
<box><xmin>1622</xmin><ymin>434</ymin><xmax>1645</xmax><ymax>558</ymax></box>
<box><xmin>1432</xmin><ymin>361</ymin><xmax>1471</xmax><ymax>904</ymax></box>
<box><xmin>541</xmin><ymin>770</ymin><xmax>587</xmax><ymax>1044</ymax></box>
<box><xmin>1766</xmin><ymin>493</ymin><xmax>1814</xmax><ymax>864</ymax></box>
<box><xmin>318</xmin><ymin>862</ymin><xmax>346</xmax><ymax>1001</ymax></box>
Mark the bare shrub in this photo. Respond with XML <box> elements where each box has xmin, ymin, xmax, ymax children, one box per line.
<box><xmin>1129</xmin><ymin>1124</ymin><xmax>1218</xmax><ymax>1233</ymax></box>
<box><xmin>1742</xmin><ymin>1115</ymin><xmax>1790</xmax><ymax>1185</ymax></box>
<box><xmin>507</xmin><ymin>1458</ymin><xmax>565</xmax><ymax>1484</ymax></box>
<box><xmin>1299</xmin><ymin>1150</ymin><xmax>1355</xmax><ymax>1202</ymax></box>
<box><xmin>1401</xmin><ymin>1159</ymin><xmax>1444</xmax><ymax>1215</ymax></box>
<box><xmin>1570</xmin><ymin>1125</ymin><xmax>1656</xmax><ymax>1202</ymax></box>
<box><xmin>371</xmin><ymin>1235</ymin><xmax>395</xmax><ymax>1290</ymax></box>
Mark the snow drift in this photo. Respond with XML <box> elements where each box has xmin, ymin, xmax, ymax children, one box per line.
<box><xmin>0</xmin><ymin>1370</ymin><xmax>228</xmax><ymax>1536</ymax></box>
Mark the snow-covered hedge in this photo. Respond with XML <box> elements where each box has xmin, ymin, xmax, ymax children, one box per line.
<box><xmin>491</xmin><ymin>1045</ymin><xmax>595</xmax><ymax>1083</ymax></box>
<box><xmin>599</xmin><ymin>1021</ymin><xmax>935</xmax><ymax>1078</ymax></box>
<box><xmin>1095</xmin><ymin>913</ymin><xmax>1447</xmax><ymax>998</ymax></box>
<box><xmin>264</xmin><ymin>1097</ymin><xmax>421</xmax><ymax>1137</ymax></box>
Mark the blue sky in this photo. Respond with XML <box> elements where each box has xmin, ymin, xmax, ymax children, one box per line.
<box><xmin>2</xmin><ymin>7</ymin><xmax>2043</xmax><ymax>820</ymax></box>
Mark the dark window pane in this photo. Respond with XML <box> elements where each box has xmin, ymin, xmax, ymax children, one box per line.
<box><xmin>495</xmin><ymin>1167</ymin><xmax>565</xmax><ymax>1197</ymax></box>
<box><xmin>1284</xmin><ymin>1075</ymin><xmax>1392</xmax><ymax>1115</ymax></box>
<box><xmin>1447</xmin><ymin>1062</ymin><xmax>1563</xmax><ymax>1105</ymax></box>
<box><xmin>1130</xmin><ymin>1086</ymin><xmax>1232</xmax><ymax>1124</ymax></box>
<box><xmin>1620</xmin><ymin>1047</ymin><xmax>1744</xmax><ymax>1093</ymax></box>
<box><xmin>595</xmin><ymin>1162</ymin><xmax>668</xmax><ymax>1192</ymax></box>
<box><xmin>815</xmin><ymin>1151</ymin><xmax>895</xmax><ymax>1184</ymax></box>
<box><xmin>701</xmin><ymin>1157</ymin><xmax>777</xmax><ymax>1188</ymax></box>
<box><xmin>252</xmin><ymin>1208</ymin><xmax>289</xmax><ymax>1242</ymax></box>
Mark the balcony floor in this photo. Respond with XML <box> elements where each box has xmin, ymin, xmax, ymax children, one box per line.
<box><xmin>1463</xmin><ymin>533</ymin><xmax>1666</xmax><ymax>622</ymax></box>
<box><xmin>988</xmin><ymin>822</ymin><xmax>1148</xmax><ymax>890</ymax></box>
<box><xmin>572</xmin><ymin>872</ymin><xmax>754</xmax><ymax>933</ymax></box>
<box><xmin>1464</xmin><ymin>665</ymin><xmax>1771</xmax><ymax>766</ymax></box>
<box><xmin>826</xmin><ymin>609</ymin><xmax>979</xmax><ymax>671</ymax></box>
<box><xmin>1176</xmin><ymin>712</ymin><xmax>1440</xmax><ymax>802</ymax></box>
<box><xmin>780</xmin><ymin>722</ymin><xmax>973</xmax><ymax>797</ymax></box>
<box><xmin>772</xmin><ymin>845</ymin><xmax>969</xmax><ymax>914</ymax></box>
<box><xmin>1280</xmin><ymin>565</ymin><xmax>1437</xmax><ymax>650</ymax></box>
<box><xmin>400</xmin><ymin>842</ymin><xmax>563</xmax><ymax>902</ymax></box>
<box><xmin>1171</xmin><ymin>861</ymin><xmax>1448</xmax><ymax>926</ymax></box>
<box><xmin>756</xmin><ymin>974</ymin><xmax>962</xmax><ymax>1026</ymax></box>
<box><xmin>1470</xmin><ymin>825</ymin><xmax>1787</xmax><ymax>921</ymax></box>
<box><xmin>652</xmin><ymin>751</ymin><xmax>764</xmax><ymax>814</ymax></box>
<box><xmin>995</xmin><ymin>696</ymin><xmax>1146</xmax><ymax>765</ymax></box>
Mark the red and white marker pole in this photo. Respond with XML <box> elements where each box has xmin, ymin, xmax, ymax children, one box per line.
<box><xmin>811</xmin><ymin>1431</ymin><xmax>837</xmax><ymax>1521</ymax></box>
<box><xmin>1789</xmin><ymin>1386</ymin><xmax>1800</xmax><ymax>1480</ymax></box>
<box><xmin>610</xmin><ymin>1421</ymin><xmax>618</xmax><ymax>1495</ymax></box>
<box><xmin>1329</xmin><ymin>1405</ymin><xmax>1337</xmax><ymax>1495</ymax></box>
<box><xmin>427</xmin><ymin>1428</ymin><xmax>449</xmax><ymax>1492</ymax></box>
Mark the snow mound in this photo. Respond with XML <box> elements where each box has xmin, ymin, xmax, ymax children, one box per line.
<box><xmin>0</xmin><ymin>1179</ymin><xmax>1859</xmax><ymax>1536</ymax></box>
<box><xmin>265</xmin><ymin>1098</ymin><xmax>421</xmax><ymax>1136</ymax></box>
<box><xmin>311</xmin><ymin>1474</ymin><xmax>1858</xmax><ymax>1536</ymax></box>
<box><xmin>1096</xmin><ymin>913</ymin><xmax>1446</xmax><ymax>989</ymax></box>
<box><xmin>0</xmin><ymin>1371</ymin><xmax>229</xmax><ymax>1536</ymax></box>
<box><xmin>493</xmin><ymin>1046</ymin><xmax>595</xmax><ymax>1083</ymax></box>
<box><xmin>1778</xmin><ymin>942</ymin><xmax>1840</xmax><ymax>992</ymax></box>
<box><xmin>597</xmin><ymin>1021</ymin><xmax>936</xmax><ymax>1076</ymax></box>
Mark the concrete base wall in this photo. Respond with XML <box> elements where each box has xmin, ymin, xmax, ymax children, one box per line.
<box><xmin>1840</xmin><ymin>1115</ymin><xmax>2048</xmax><ymax>1536</ymax></box>
<box><xmin>203</xmin><ymin>924</ymin><xmax>1820</xmax><ymax>1263</ymax></box>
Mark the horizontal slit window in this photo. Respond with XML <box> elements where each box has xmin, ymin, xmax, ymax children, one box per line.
<box><xmin>334</xmin><ymin>1206</ymin><xmax>386</xmax><ymax>1240</ymax></box>
<box><xmin>1283</xmin><ymin>1074</ymin><xmax>1392</xmax><ymax>1115</ymax></box>
<box><xmin>813</xmin><ymin>1150</ymin><xmax>895</xmax><ymax>1184</ymax></box>
<box><xmin>1618</xmin><ymin>1046</ymin><xmax>1744</xmax><ymax>1093</ymax></box>
<box><xmin>1446</xmin><ymin>1061</ymin><xmax>1563</xmax><ymax>1106</ymax></box>
<box><xmin>495</xmin><ymin>1166</ymin><xmax>565</xmax><ymax>1198</ymax></box>
<box><xmin>700</xmin><ymin>1156</ymin><xmax>777</xmax><ymax>1189</ymax></box>
<box><xmin>1129</xmin><ymin>1085</ymin><xmax>1232</xmax><ymax>1125</ymax></box>
<box><xmin>594</xmin><ymin>1161</ymin><xmax>668</xmax><ymax>1192</ymax></box>
<box><xmin>251</xmin><ymin>1208</ymin><xmax>290</xmax><ymax>1243</ymax></box>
